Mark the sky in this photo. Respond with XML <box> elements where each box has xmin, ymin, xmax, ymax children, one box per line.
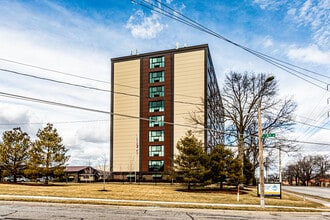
<box><xmin>0</xmin><ymin>0</ymin><xmax>329</xmax><ymax>168</ymax></box>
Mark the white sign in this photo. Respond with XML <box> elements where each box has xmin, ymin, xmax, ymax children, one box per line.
<box><xmin>258</xmin><ymin>183</ymin><xmax>281</xmax><ymax>197</ymax></box>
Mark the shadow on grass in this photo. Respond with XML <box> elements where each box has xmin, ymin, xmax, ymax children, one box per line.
<box><xmin>1</xmin><ymin>182</ymin><xmax>68</xmax><ymax>187</ymax></box>
<box><xmin>176</xmin><ymin>187</ymin><xmax>250</xmax><ymax>194</ymax></box>
<box><xmin>98</xmin><ymin>189</ymin><xmax>111</xmax><ymax>192</ymax></box>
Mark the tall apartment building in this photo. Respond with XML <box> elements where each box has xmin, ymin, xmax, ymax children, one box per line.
<box><xmin>110</xmin><ymin>44</ymin><xmax>224</xmax><ymax>180</ymax></box>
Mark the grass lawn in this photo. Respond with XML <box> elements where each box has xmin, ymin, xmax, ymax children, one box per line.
<box><xmin>0</xmin><ymin>182</ymin><xmax>327</xmax><ymax>211</ymax></box>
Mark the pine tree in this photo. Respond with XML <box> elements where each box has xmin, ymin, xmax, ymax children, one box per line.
<box><xmin>174</xmin><ymin>130</ymin><xmax>209</xmax><ymax>190</ymax></box>
<box><xmin>0</xmin><ymin>128</ymin><xmax>31</xmax><ymax>182</ymax></box>
<box><xmin>209</xmin><ymin>144</ymin><xmax>239</xmax><ymax>189</ymax></box>
<box><xmin>28</xmin><ymin>123</ymin><xmax>69</xmax><ymax>184</ymax></box>
<box><xmin>227</xmin><ymin>157</ymin><xmax>244</xmax><ymax>187</ymax></box>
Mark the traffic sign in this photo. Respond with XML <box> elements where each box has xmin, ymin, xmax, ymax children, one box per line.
<box><xmin>262</xmin><ymin>133</ymin><xmax>276</xmax><ymax>138</ymax></box>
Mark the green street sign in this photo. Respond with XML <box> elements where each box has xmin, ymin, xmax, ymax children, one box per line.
<box><xmin>262</xmin><ymin>133</ymin><xmax>276</xmax><ymax>138</ymax></box>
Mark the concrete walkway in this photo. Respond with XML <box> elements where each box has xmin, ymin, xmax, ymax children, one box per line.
<box><xmin>0</xmin><ymin>194</ymin><xmax>329</xmax><ymax>212</ymax></box>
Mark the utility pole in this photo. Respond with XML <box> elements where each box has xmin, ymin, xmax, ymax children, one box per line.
<box><xmin>279</xmin><ymin>145</ymin><xmax>282</xmax><ymax>184</ymax></box>
<box><xmin>257</xmin><ymin>75</ymin><xmax>274</xmax><ymax>208</ymax></box>
<box><xmin>258</xmin><ymin>98</ymin><xmax>265</xmax><ymax>208</ymax></box>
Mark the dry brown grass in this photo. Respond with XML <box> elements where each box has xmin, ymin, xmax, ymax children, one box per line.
<box><xmin>0</xmin><ymin>182</ymin><xmax>326</xmax><ymax>211</ymax></box>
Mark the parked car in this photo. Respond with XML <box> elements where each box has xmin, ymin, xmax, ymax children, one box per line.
<box><xmin>4</xmin><ymin>176</ymin><xmax>14</xmax><ymax>182</ymax></box>
<box><xmin>4</xmin><ymin>175</ymin><xmax>30</xmax><ymax>182</ymax></box>
<box><xmin>36</xmin><ymin>176</ymin><xmax>54</xmax><ymax>183</ymax></box>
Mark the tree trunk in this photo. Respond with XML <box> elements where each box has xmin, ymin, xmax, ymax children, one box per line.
<box><xmin>238</xmin><ymin>134</ymin><xmax>244</xmax><ymax>183</ymax></box>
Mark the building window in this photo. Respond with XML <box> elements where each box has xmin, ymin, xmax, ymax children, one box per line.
<box><xmin>149</xmin><ymin>130</ymin><xmax>164</xmax><ymax>142</ymax></box>
<box><xmin>149</xmin><ymin>115</ymin><xmax>164</xmax><ymax>127</ymax></box>
<box><xmin>149</xmin><ymin>86</ymin><xmax>164</xmax><ymax>98</ymax></box>
<box><xmin>149</xmin><ymin>71</ymin><xmax>164</xmax><ymax>83</ymax></box>
<box><xmin>148</xmin><ymin>160</ymin><xmax>164</xmax><ymax>171</ymax></box>
<box><xmin>150</xmin><ymin>56</ymin><xmax>165</xmax><ymax>68</ymax></box>
<box><xmin>149</xmin><ymin>101</ymin><xmax>164</xmax><ymax>112</ymax></box>
<box><xmin>149</xmin><ymin>145</ymin><xmax>164</xmax><ymax>157</ymax></box>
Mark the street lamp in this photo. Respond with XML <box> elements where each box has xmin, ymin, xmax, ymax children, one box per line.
<box><xmin>258</xmin><ymin>75</ymin><xmax>274</xmax><ymax>208</ymax></box>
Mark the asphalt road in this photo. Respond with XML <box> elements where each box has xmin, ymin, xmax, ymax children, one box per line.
<box><xmin>283</xmin><ymin>186</ymin><xmax>330</xmax><ymax>200</ymax></box>
<box><xmin>0</xmin><ymin>201</ymin><xmax>330</xmax><ymax>220</ymax></box>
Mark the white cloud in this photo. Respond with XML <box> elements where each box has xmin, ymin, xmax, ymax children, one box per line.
<box><xmin>0</xmin><ymin>103</ymin><xmax>42</xmax><ymax>138</ymax></box>
<box><xmin>253</xmin><ymin>0</ymin><xmax>288</xmax><ymax>10</ymax></box>
<box><xmin>126</xmin><ymin>10</ymin><xmax>165</xmax><ymax>39</ymax></box>
<box><xmin>287</xmin><ymin>45</ymin><xmax>330</xmax><ymax>65</ymax></box>
<box><xmin>255</xmin><ymin>0</ymin><xmax>329</xmax><ymax>50</ymax></box>
<box><xmin>263</xmin><ymin>36</ymin><xmax>274</xmax><ymax>48</ymax></box>
<box><xmin>0</xmin><ymin>1</ymin><xmax>113</xmax><ymax>167</ymax></box>
<box><xmin>288</xmin><ymin>0</ymin><xmax>330</xmax><ymax>49</ymax></box>
<box><xmin>75</xmin><ymin>124</ymin><xmax>109</xmax><ymax>144</ymax></box>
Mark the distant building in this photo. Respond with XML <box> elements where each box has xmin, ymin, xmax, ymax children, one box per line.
<box><xmin>65</xmin><ymin>166</ymin><xmax>99</xmax><ymax>183</ymax></box>
<box><xmin>110</xmin><ymin>44</ymin><xmax>224</xmax><ymax>180</ymax></box>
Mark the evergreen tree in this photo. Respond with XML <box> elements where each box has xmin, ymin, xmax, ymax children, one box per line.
<box><xmin>28</xmin><ymin>123</ymin><xmax>69</xmax><ymax>184</ymax></box>
<box><xmin>174</xmin><ymin>130</ymin><xmax>208</xmax><ymax>190</ymax></box>
<box><xmin>0</xmin><ymin>127</ymin><xmax>31</xmax><ymax>182</ymax></box>
<box><xmin>226</xmin><ymin>157</ymin><xmax>243</xmax><ymax>187</ymax></box>
<box><xmin>243</xmin><ymin>155</ymin><xmax>254</xmax><ymax>185</ymax></box>
<box><xmin>209</xmin><ymin>144</ymin><xmax>240</xmax><ymax>189</ymax></box>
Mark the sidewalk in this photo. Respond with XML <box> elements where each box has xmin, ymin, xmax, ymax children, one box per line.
<box><xmin>0</xmin><ymin>194</ymin><xmax>329</xmax><ymax>212</ymax></box>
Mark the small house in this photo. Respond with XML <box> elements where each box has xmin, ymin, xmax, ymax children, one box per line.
<box><xmin>65</xmin><ymin>166</ymin><xmax>99</xmax><ymax>183</ymax></box>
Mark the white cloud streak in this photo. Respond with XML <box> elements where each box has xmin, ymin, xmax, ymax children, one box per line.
<box><xmin>126</xmin><ymin>10</ymin><xmax>165</xmax><ymax>39</ymax></box>
<box><xmin>287</xmin><ymin>45</ymin><xmax>330</xmax><ymax>65</ymax></box>
<box><xmin>254</xmin><ymin>0</ymin><xmax>329</xmax><ymax>50</ymax></box>
<box><xmin>0</xmin><ymin>1</ymin><xmax>113</xmax><ymax>166</ymax></box>
<box><xmin>253</xmin><ymin>0</ymin><xmax>288</xmax><ymax>10</ymax></box>
<box><xmin>288</xmin><ymin>0</ymin><xmax>330</xmax><ymax>49</ymax></box>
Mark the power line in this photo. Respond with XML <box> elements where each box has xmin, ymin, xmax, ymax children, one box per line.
<box><xmin>0</xmin><ymin>91</ymin><xmax>110</xmax><ymax>115</ymax></box>
<box><xmin>0</xmin><ymin>58</ymin><xmax>109</xmax><ymax>84</ymax></box>
<box><xmin>276</xmin><ymin>138</ymin><xmax>330</xmax><ymax>146</ymax></box>
<box><xmin>0</xmin><ymin>119</ymin><xmax>109</xmax><ymax>126</ymax></box>
<box><xmin>292</xmin><ymin>119</ymin><xmax>330</xmax><ymax>131</ymax></box>
<box><xmin>2</xmin><ymin>89</ymin><xmax>329</xmax><ymax>146</ymax></box>
<box><xmin>1</xmin><ymin>61</ymin><xmax>207</xmax><ymax>106</ymax></box>
<box><xmin>294</xmin><ymin>92</ymin><xmax>330</xmax><ymax>139</ymax></box>
<box><xmin>1</xmin><ymin>66</ymin><xmax>205</xmax><ymax>107</ymax></box>
<box><xmin>0</xmin><ymin>90</ymin><xmax>227</xmax><ymax>136</ymax></box>
<box><xmin>0</xmin><ymin>68</ymin><xmax>110</xmax><ymax>93</ymax></box>
<box><xmin>133</xmin><ymin>0</ymin><xmax>330</xmax><ymax>91</ymax></box>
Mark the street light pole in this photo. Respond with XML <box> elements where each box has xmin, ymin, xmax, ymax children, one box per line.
<box><xmin>258</xmin><ymin>98</ymin><xmax>265</xmax><ymax>208</ymax></box>
<box><xmin>257</xmin><ymin>75</ymin><xmax>274</xmax><ymax>208</ymax></box>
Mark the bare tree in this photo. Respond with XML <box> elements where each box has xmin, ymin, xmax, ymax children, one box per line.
<box><xmin>222</xmin><ymin>72</ymin><xmax>297</xmax><ymax>182</ymax></box>
<box><xmin>97</xmin><ymin>153</ymin><xmax>109</xmax><ymax>191</ymax></box>
<box><xmin>314</xmin><ymin>155</ymin><xmax>330</xmax><ymax>180</ymax></box>
<box><xmin>283</xmin><ymin>163</ymin><xmax>299</xmax><ymax>185</ymax></box>
<box><xmin>188</xmin><ymin>71</ymin><xmax>297</xmax><ymax>184</ymax></box>
<box><xmin>284</xmin><ymin>155</ymin><xmax>330</xmax><ymax>186</ymax></box>
<box><xmin>298</xmin><ymin>156</ymin><xmax>316</xmax><ymax>186</ymax></box>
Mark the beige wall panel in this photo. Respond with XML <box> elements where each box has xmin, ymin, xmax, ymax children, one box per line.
<box><xmin>173</xmin><ymin>50</ymin><xmax>205</xmax><ymax>156</ymax></box>
<box><xmin>113</xmin><ymin>60</ymin><xmax>140</xmax><ymax>172</ymax></box>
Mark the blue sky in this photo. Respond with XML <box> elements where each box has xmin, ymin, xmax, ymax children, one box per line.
<box><xmin>0</xmin><ymin>0</ymin><xmax>329</xmax><ymax>167</ymax></box>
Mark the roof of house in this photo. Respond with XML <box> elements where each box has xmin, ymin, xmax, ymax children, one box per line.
<box><xmin>65</xmin><ymin>166</ymin><xmax>94</xmax><ymax>172</ymax></box>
